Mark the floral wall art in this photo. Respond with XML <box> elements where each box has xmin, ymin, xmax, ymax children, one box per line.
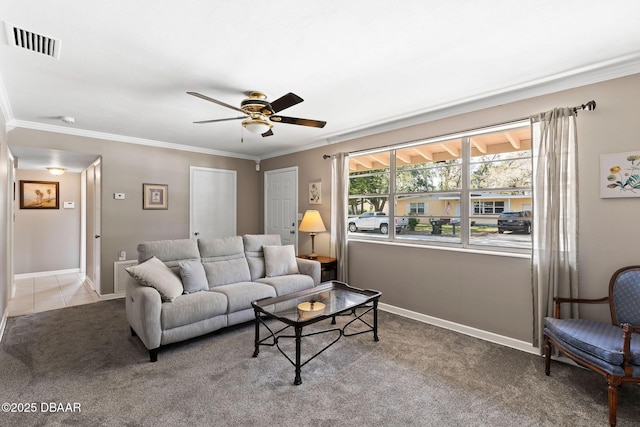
<box><xmin>309</xmin><ymin>182</ymin><xmax>321</xmax><ymax>205</ymax></box>
<box><xmin>601</xmin><ymin>151</ymin><xmax>640</xmax><ymax>198</ymax></box>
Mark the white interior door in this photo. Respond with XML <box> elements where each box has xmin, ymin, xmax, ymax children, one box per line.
<box><xmin>190</xmin><ymin>166</ymin><xmax>237</xmax><ymax>239</ymax></box>
<box><xmin>84</xmin><ymin>159</ymin><xmax>101</xmax><ymax>294</ymax></box>
<box><xmin>264</xmin><ymin>167</ymin><xmax>298</xmax><ymax>251</ymax></box>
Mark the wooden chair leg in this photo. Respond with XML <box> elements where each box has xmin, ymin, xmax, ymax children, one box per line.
<box><xmin>544</xmin><ymin>338</ymin><xmax>552</xmax><ymax>376</ymax></box>
<box><xmin>149</xmin><ymin>348</ymin><xmax>158</xmax><ymax>363</ymax></box>
<box><xmin>607</xmin><ymin>376</ymin><xmax>621</xmax><ymax>427</ymax></box>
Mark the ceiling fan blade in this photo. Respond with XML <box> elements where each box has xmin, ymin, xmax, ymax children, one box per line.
<box><xmin>269</xmin><ymin>93</ymin><xmax>303</xmax><ymax>113</ymax></box>
<box><xmin>187</xmin><ymin>91</ymin><xmax>246</xmax><ymax>114</ymax></box>
<box><xmin>193</xmin><ymin>116</ymin><xmax>245</xmax><ymax>124</ymax></box>
<box><xmin>270</xmin><ymin>115</ymin><xmax>326</xmax><ymax>128</ymax></box>
<box><xmin>261</xmin><ymin>129</ymin><xmax>274</xmax><ymax>138</ymax></box>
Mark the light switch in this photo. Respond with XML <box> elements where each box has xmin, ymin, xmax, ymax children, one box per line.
<box><xmin>119</xmin><ymin>251</ymin><xmax>126</xmax><ymax>261</ymax></box>
<box><xmin>63</xmin><ymin>201</ymin><xmax>75</xmax><ymax>209</ymax></box>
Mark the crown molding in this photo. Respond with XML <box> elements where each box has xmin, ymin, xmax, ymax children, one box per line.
<box><xmin>9</xmin><ymin>120</ymin><xmax>260</xmax><ymax>162</ymax></box>
<box><xmin>322</xmin><ymin>52</ymin><xmax>640</xmax><ymax>147</ymax></box>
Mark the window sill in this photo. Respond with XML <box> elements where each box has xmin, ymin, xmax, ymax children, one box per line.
<box><xmin>348</xmin><ymin>236</ymin><xmax>532</xmax><ymax>259</ymax></box>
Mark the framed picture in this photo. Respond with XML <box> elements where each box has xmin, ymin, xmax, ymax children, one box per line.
<box><xmin>309</xmin><ymin>181</ymin><xmax>321</xmax><ymax>205</ymax></box>
<box><xmin>600</xmin><ymin>151</ymin><xmax>640</xmax><ymax>198</ymax></box>
<box><xmin>143</xmin><ymin>183</ymin><xmax>168</xmax><ymax>209</ymax></box>
<box><xmin>20</xmin><ymin>180</ymin><xmax>59</xmax><ymax>209</ymax></box>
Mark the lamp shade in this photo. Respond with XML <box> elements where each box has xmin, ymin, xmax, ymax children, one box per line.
<box><xmin>299</xmin><ymin>210</ymin><xmax>326</xmax><ymax>233</ymax></box>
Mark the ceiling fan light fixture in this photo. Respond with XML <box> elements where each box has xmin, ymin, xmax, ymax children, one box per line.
<box><xmin>242</xmin><ymin>117</ymin><xmax>272</xmax><ymax>135</ymax></box>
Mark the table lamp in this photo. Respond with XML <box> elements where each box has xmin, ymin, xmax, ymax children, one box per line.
<box><xmin>298</xmin><ymin>210</ymin><xmax>326</xmax><ymax>259</ymax></box>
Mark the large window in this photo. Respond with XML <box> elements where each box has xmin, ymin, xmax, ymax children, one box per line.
<box><xmin>348</xmin><ymin>121</ymin><xmax>532</xmax><ymax>251</ymax></box>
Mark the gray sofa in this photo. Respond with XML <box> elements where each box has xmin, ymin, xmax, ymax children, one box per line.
<box><xmin>125</xmin><ymin>234</ymin><xmax>320</xmax><ymax>361</ymax></box>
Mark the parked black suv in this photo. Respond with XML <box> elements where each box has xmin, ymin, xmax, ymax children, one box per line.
<box><xmin>497</xmin><ymin>211</ymin><xmax>532</xmax><ymax>234</ymax></box>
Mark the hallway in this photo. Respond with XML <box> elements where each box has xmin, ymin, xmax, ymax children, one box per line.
<box><xmin>7</xmin><ymin>272</ymin><xmax>100</xmax><ymax>317</ymax></box>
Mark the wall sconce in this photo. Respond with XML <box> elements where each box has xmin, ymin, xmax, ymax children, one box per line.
<box><xmin>47</xmin><ymin>167</ymin><xmax>66</xmax><ymax>176</ymax></box>
<box><xmin>298</xmin><ymin>210</ymin><xmax>326</xmax><ymax>259</ymax></box>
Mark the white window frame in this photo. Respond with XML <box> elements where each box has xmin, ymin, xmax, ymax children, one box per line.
<box><xmin>348</xmin><ymin>120</ymin><xmax>531</xmax><ymax>253</ymax></box>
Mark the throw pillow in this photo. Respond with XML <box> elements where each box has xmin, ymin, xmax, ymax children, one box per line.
<box><xmin>126</xmin><ymin>256</ymin><xmax>183</xmax><ymax>302</ymax></box>
<box><xmin>179</xmin><ymin>260</ymin><xmax>209</xmax><ymax>294</ymax></box>
<box><xmin>263</xmin><ymin>245</ymin><xmax>299</xmax><ymax>277</ymax></box>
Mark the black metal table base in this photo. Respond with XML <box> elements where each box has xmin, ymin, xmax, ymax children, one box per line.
<box><xmin>253</xmin><ymin>302</ymin><xmax>379</xmax><ymax>385</ymax></box>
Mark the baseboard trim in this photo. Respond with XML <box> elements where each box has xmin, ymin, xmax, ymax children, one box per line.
<box><xmin>14</xmin><ymin>268</ymin><xmax>81</xmax><ymax>280</ymax></box>
<box><xmin>379</xmin><ymin>303</ymin><xmax>539</xmax><ymax>355</ymax></box>
<box><xmin>99</xmin><ymin>292</ymin><xmax>125</xmax><ymax>301</ymax></box>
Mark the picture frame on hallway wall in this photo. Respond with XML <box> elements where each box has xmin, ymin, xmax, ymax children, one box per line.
<box><xmin>600</xmin><ymin>151</ymin><xmax>640</xmax><ymax>198</ymax></box>
<box><xmin>143</xmin><ymin>183</ymin><xmax>168</xmax><ymax>209</ymax></box>
<box><xmin>309</xmin><ymin>181</ymin><xmax>321</xmax><ymax>205</ymax></box>
<box><xmin>20</xmin><ymin>180</ymin><xmax>59</xmax><ymax>209</ymax></box>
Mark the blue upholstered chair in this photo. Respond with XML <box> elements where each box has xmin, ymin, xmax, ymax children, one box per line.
<box><xmin>544</xmin><ymin>265</ymin><xmax>640</xmax><ymax>427</ymax></box>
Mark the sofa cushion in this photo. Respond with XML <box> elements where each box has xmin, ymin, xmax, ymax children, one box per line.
<box><xmin>243</xmin><ymin>234</ymin><xmax>282</xmax><ymax>280</ymax></box>
<box><xmin>544</xmin><ymin>317</ymin><xmax>640</xmax><ymax>366</ymax></box>
<box><xmin>210</xmin><ymin>282</ymin><xmax>276</xmax><ymax>313</ymax></box>
<box><xmin>179</xmin><ymin>260</ymin><xmax>209</xmax><ymax>294</ymax></box>
<box><xmin>161</xmin><ymin>291</ymin><xmax>228</xmax><ymax>330</ymax></box>
<box><xmin>126</xmin><ymin>256</ymin><xmax>184</xmax><ymax>302</ymax></box>
<box><xmin>198</xmin><ymin>236</ymin><xmax>251</xmax><ymax>286</ymax></box>
<box><xmin>257</xmin><ymin>274</ymin><xmax>315</xmax><ymax>296</ymax></box>
<box><xmin>137</xmin><ymin>238</ymin><xmax>201</xmax><ymax>275</ymax></box>
<box><xmin>264</xmin><ymin>245</ymin><xmax>299</xmax><ymax>277</ymax></box>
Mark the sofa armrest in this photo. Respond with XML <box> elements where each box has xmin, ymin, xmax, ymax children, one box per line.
<box><xmin>296</xmin><ymin>258</ymin><xmax>321</xmax><ymax>285</ymax></box>
<box><xmin>126</xmin><ymin>280</ymin><xmax>163</xmax><ymax>351</ymax></box>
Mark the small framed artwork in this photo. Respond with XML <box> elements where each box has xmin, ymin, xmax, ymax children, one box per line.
<box><xmin>20</xmin><ymin>180</ymin><xmax>59</xmax><ymax>209</ymax></box>
<box><xmin>600</xmin><ymin>151</ymin><xmax>640</xmax><ymax>198</ymax></box>
<box><xmin>143</xmin><ymin>183</ymin><xmax>168</xmax><ymax>209</ymax></box>
<box><xmin>309</xmin><ymin>182</ymin><xmax>321</xmax><ymax>205</ymax></box>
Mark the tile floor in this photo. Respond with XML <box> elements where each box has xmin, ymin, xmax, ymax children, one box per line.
<box><xmin>7</xmin><ymin>272</ymin><xmax>100</xmax><ymax>317</ymax></box>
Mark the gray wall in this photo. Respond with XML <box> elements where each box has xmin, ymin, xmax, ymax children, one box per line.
<box><xmin>262</xmin><ymin>73</ymin><xmax>640</xmax><ymax>344</ymax></box>
<box><xmin>13</xmin><ymin>170</ymin><xmax>81</xmax><ymax>274</ymax></box>
<box><xmin>8</xmin><ymin>129</ymin><xmax>262</xmax><ymax>294</ymax></box>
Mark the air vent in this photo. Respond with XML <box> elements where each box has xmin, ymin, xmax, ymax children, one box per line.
<box><xmin>5</xmin><ymin>22</ymin><xmax>61</xmax><ymax>59</ymax></box>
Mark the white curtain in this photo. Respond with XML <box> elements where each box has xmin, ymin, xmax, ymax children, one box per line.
<box><xmin>330</xmin><ymin>152</ymin><xmax>349</xmax><ymax>282</ymax></box>
<box><xmin>531</xmin><ymin>108</ymin><xmax>579</xmax><ymax>349</ymax></box>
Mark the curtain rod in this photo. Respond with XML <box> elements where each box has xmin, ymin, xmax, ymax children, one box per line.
<box><xmin>323</xmin><ymin>100</ymin><xmax>596</xmax><ymax>159</ymax></box>
<box><xmin>572</xmin><ymin>100</ymin><xmax>596</xmax><ymax>113</ymax></box>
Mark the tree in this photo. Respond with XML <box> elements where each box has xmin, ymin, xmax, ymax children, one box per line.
<box><xmin>349</xmin><ymin>169</ymin><xmax>389</xmax><ymax>213</ymax></box>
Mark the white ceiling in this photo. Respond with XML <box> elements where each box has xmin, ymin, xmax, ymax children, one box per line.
<box><xmin>2</xmin><ymin>0</ymin><xmax>640</xmax><ymax>171</ymax></box>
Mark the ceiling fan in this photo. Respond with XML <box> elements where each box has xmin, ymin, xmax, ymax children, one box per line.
<box><xmin>187</xmin><ymin>91</ymin><xmax>326</xmax><ymax>137</ymax></box>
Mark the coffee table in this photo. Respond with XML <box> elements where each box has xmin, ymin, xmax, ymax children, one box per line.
<box><xmin>251</xmin><ymin>280</ymin><xmax>382</xmax><ymax>385</ymax></box>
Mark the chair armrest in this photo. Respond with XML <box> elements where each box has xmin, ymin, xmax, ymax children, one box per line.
<box><xmin>553</xmin><ymin>296</ymin><xmax>609</xmax><ymax>318</ymax></box>
<box><xmin>621</xmin><ymin>323</ymin><xmax>640</xmax><ymax>375</ymax></box>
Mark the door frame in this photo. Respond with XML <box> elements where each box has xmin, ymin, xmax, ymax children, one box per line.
<box><xmin>264</xmin><ymin>166</ymin><xmax>298</xmax><ymax>251</ymax></box>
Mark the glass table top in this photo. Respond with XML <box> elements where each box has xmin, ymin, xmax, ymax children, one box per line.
<box><xmin>252</xmin><ymin>281</ymin><xmax>380</xmax><ymax>324</ymax></box>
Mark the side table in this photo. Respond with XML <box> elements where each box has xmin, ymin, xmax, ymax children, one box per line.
<box><xmin>298</xmin><ymin>255</ymin><xmax>337</xmax><ymax>282</ymax></box>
